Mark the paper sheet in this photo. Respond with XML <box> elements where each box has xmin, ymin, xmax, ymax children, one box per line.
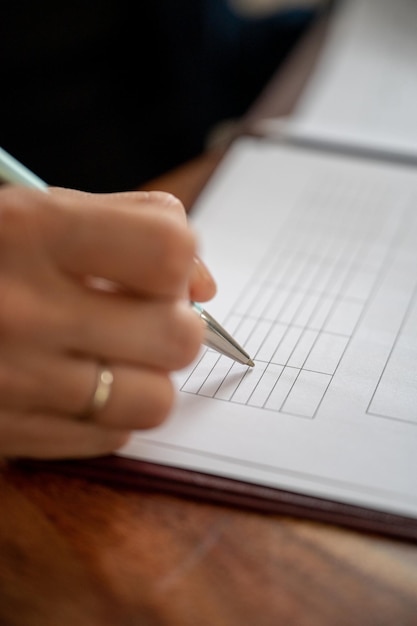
<box><xmin>119</xmin><ymin>138</ymin><xmax>417</xmax><ymax>518</ymax></box>
<box><xmin>261</xmin><ymin>0</ymin><xmax>417</xmax><ymax>159</ymax></box>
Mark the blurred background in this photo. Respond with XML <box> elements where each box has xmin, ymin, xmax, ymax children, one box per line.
<box><xmin>0</xmin><ymin>0</ymin><xmax>323</xmax><ymax>192</ymax></box>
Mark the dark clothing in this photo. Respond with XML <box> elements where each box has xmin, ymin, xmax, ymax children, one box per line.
<box><xmin>1</xmin><ymin>1</ymin><xmax>314</xmax><ymax>191</ymax></box>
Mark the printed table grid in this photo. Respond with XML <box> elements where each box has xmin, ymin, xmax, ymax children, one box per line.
<box><xmin>181</xmin><ymin>177</ymin><xmax>413</xmax><ymax>419</ymax></box>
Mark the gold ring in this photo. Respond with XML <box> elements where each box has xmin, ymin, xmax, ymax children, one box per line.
<box><xmin>84</xmin><ymin>365</ymin><xmax>114</xmax><ymax>417</ymax></box>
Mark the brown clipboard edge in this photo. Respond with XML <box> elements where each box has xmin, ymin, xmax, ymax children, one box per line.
<box><xmin>15</xmin><ymin>455</ymin><xmax>417</xmax><ymax>543</ymax></box>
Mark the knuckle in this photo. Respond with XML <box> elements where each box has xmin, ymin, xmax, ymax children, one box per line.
<box><xmin>147</xmin><ymin>191</ymin><xmax>185</xmax><ymax>213</ymax></box>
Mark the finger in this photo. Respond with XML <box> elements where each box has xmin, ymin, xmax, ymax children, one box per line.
<box><xmin>88</xmin><ymin>362</ymin><xmax>176</xmax><ymax>430</ymax></box>
<box><xmin>51</xmin><ymin>190</ymin><xmax>217</xmax><ymax>301</ymax></box>
<box><xmin>0</xmin><ymin>343</ymin><xmax>182</xmax><ymax>431</ymax></box>
<box><xmin>50</xmin><ymin>188</ymin><xmax>187</xmax><ymax>226</ymax></box>
<box><xmin>0</xmin><ymin>186</ymin><xmax>196</xmax><ymax>297</ymax></box>
<box><xmin>45</xmin><ymin>188</ymin><xmax>196</xmax><ymax>296</ymax></box>
<box><xmin>26</xmin><ymin>359</ymin><xmax>176</xmax><ymax>430</ymax></box>
<box><xmin>66</xmin><ymin>294</ymin><xmax>204</xmax><ymax>371</ymax></box>
<box><xmin>0</xmin><ymin>411</ymin><xmax>130</xmax><ymax>459</ymax></box>
<box><xmin>0</xmin><ymin>269</ymin><xmax>204</xmax><ymax>373</ymax></box>
<box><xmin>0</xmin><ymin>350</ymin><xmax>97</xmax><ymax>415</ymax></box>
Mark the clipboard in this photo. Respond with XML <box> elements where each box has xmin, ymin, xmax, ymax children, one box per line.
<box><xmin>20</xmin><ymin>455</ymin><xmax>417</xmax><ymax>542</ymax></box>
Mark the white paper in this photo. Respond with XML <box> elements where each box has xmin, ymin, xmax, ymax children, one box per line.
<box><xmin>263</xmin><ymin>0</ymin><xmax>417</xmax><ymax>159</ymax></box>
<box><xmin>119</xmin><ymin>138</ymin><xmax>417</xmax><ymax>518</ymax></box>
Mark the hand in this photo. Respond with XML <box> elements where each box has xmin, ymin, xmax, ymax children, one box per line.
<box><xmin>0</xmin><ymin>186</ymin><xmax>216</xmax><ymax>459</ymax></box>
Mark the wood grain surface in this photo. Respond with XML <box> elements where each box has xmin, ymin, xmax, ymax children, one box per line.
<box><xmin>2</xmin><ymin>462</ymin><xmax>417</xmax><ymax>626</ymax></box>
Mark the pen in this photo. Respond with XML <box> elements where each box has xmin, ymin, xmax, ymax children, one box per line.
<box><xmin>0</xmin><ymin>146</ymin><xmax>254</xmax><ymax>367</ymax></box>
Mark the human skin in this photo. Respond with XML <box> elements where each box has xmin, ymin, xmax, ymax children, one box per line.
<box><xmin>0</xmin><ymin>186</ymin><xmax>216</xmax><ymax>459</ymax></box>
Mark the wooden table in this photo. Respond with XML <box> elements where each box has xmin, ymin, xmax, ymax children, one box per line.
<box><xmin>1</xmin><ymin>14</ymin><xmax>417</xmax><ymax>626</ymax></box>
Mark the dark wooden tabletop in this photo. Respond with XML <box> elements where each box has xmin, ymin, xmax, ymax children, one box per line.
<box><xmin>2</xmin><ymin>460</ymin><xmax>417</xmax><ymax>626</ymax></box>
<box><xmin>2</xmin><ymin>13</ymin><xmax>417</xmax><ymax>626</ymax></box>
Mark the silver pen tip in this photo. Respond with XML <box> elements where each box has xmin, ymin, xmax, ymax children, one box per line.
<box><xmin>194</xmin><ymin>303</ymin><xmax>255</xmax><ymax>367</ymax></box>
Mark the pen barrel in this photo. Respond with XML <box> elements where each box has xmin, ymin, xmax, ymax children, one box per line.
<box><xmin>0</xmin><ymin>147</ymin><xmax>47</xmax><ymax>191</ymax></box>
<box><xmin>192</xmin><ymin>302</ymin><xmax>253</xmax><ymax>366</ymax></box>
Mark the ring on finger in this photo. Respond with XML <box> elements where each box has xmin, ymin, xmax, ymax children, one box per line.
<box><xmin>82</xmin><ymin>363</ymin><xmax>114</xmax><ymax>419</ymax></box>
